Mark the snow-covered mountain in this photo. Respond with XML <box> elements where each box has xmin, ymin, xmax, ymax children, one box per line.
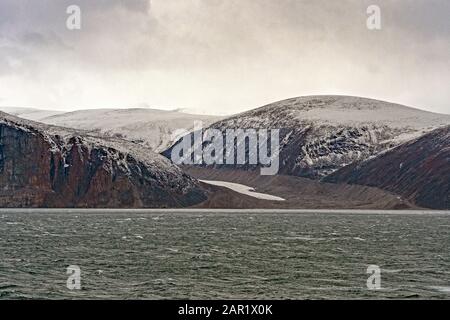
<box><xmin>37</xmin><ymin>108</ymin><xmax>221</xmax><ymax>153</ymax></box>
<box><xmin>166</xmin><ymin>96</ymin><xmax>450</xmax><ymax>179</ymax></box>
<box><xmin>0</xmin><ymin>107</ymin><xmax>63</xmax><ymax>121</ymax></box>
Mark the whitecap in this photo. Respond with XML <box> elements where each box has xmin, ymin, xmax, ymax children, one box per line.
<box><xmin>284</xmin><ymin>236</ymin><xmax>326</xmax><ymax>241</ymax></box>
<box><xmin>430</xmin><ymin>286</ymin><xmax>450</xmax><ymax>293</ymax></box>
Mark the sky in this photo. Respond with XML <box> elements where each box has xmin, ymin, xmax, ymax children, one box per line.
<box><xmin>0</xmin><ymin>0</ymin><xmax>449</xmax><ymax>115</ymax></box>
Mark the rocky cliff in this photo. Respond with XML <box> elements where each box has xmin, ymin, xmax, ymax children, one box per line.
<box><xmin>0</xmin><ymin>112</ymin><xmax>206</xmax><ymax>208</ymax></box>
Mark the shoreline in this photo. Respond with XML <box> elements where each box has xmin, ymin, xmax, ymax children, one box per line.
<box><xmin>1</xmin><ymin>208</ymin><xmax>449</xmax><ymax>215</ymax></box>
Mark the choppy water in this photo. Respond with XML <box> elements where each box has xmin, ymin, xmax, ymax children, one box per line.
<box><xmin>0</xmin><ymin>210</ymin><xmax>449</xmax><ymax>299</ymax></box>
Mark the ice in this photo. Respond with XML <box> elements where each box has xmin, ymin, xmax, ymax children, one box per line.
<box><xmin>200</xmin><ymin>180</ymin><xmax>286</xmax><ymax>201</ymax></box>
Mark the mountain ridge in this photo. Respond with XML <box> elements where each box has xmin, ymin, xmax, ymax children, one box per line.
<box><xmin>1</xmin><ymin>95</ymin><xmax>448</xmax><ymax>210</ymax></box>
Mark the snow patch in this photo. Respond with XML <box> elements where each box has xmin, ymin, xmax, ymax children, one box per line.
<box><xmin>200</xmin><ymin>180</ymin><xmax>286</xmax><ymax>201</ymax></box>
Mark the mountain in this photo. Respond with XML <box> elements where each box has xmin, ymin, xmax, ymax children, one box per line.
<box><xmin>0</xmin><ymin>107</ymin><xmax>63</xmax><ymax>121</ymax></box>
<box><xmin>2</xmin><ymin>97</ymin><xmax>448</xmax><ymax>210</ymax></box>
<box><xmin>0</xmin><ymin>111</ymin><xmax>206</xmax><ymax>208</ymax></box>
<box><xmin>37</xmin><ymin>108</ymin><xmax>221</xmax><ymax>153</ymax></box>
<box><xmin>165</xmin><ymin>96</ymin><xmax>450</xmax><ymax>179</ymax></box>
<box><xmin>324</xmin><ymin>126</ymin><xmax>450</xmax><ymax>209</ymax></box>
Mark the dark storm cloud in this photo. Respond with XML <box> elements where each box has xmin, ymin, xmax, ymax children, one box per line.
<box><xmin>0</xmin><ymin>0</ymin><xmax>448</xmax><ymax>114</ymax></box>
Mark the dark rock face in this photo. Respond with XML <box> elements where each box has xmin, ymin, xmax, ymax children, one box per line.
<box><xmin>325</xmin><ymin>126</ymin><xmax>450</xmax><ymax>210</ymax></box>
<box><xmin>0</xmin><ymin>115</ymin><xmax>206</xmax><ymax>208</ymax></box>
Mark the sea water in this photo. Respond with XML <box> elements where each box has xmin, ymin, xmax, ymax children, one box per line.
<box><xmin>0</xmin><ymin>210</ymin><xmax>449</xmax><ymax>299</ymax></box>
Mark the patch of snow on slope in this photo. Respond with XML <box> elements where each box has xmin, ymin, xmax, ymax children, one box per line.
<box><xmin>288</xmin><ymin>96</ymin><xmax>449</xmax><ymax>131</ymax></box>
<box><xmin>0</xmin><ymin>107</ymin><xmax>63</xmax><ymax>121</ymax></box>
<box><xmin>200</xmin><ymin>180</ymin><xmax>286</xmax><ymax>201</ymax></box>
<box><xmin>39</xmin><ymin>108</ymin><xmax>221</xmax><ymax>152</ymax></box>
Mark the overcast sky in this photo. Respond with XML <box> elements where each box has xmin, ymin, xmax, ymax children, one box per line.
<box><xmin>0</xmin><ymin>0</ymin><xmax>449</xmax><ymax>115</ymax></box>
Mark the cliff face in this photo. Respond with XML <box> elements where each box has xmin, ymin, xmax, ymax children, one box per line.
<box><xmin>325</xmin><ymin>126</ymin><xmax>450</xmax><ymax>210</ymax></box>
<box><xmin>0</xmin><ymin>113</ymin><xmax>206</xmax><ymax>208</ymax></box>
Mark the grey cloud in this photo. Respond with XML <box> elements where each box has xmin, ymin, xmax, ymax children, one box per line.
<box><xmin>0</xmin><ymin>0</ymin><xmax>448</xmax><ymax>114</ymax></box>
